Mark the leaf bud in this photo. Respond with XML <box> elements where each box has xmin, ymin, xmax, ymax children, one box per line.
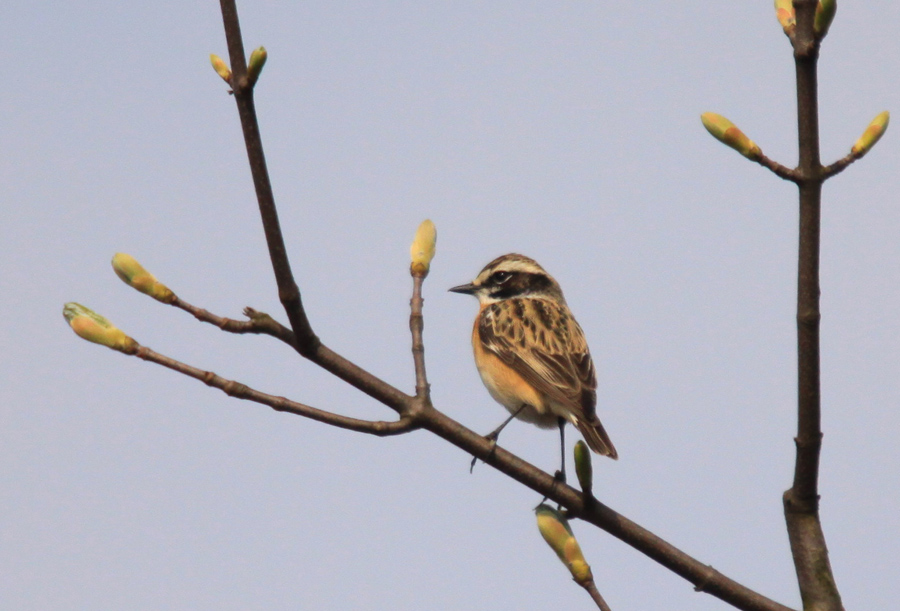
<box><xmin>574</xmin><ymin>440</ymin><xmax>593</xmax><ymax>496</ymax></box>
<box><xmin>774</xmin><ymin>0</ymin><xmax>796</xmax><ymax>35</ymax></box>
<box><xmin>851</xmin><ymin>111</ymin><xmax>889</xmax><ymax>157</ymax></box>
<box><xmin>535</xmin><ymin>504</ymin><xmax>594</xmax><ymax>585</ymax></box>
<box><xmin>247</xmin><ymin>47</ymin><xmax>268</xmax><ymax>86</ymax></box>
<box><xmin>111</xmin><ymin>253</ymin><xmax>175</xmax><ymax>303</ymax></box>
<box><xmin>210</xmin><ymin>54</ymin><xmax>232</xmax><ymax>83</ymax></box>
<box><xmin>814</xmin><ymin>0</ymin><xmax>836</xmax><ymax>37</ymax></box>
<box><xmin>63</xmin><ymin>302</ymin><xmax>137</xmax><ymax>354</ymax></box>
<box><xmin>409</xmin><ymin>219</ymin><xmax>437</xmax><ymax>277</ymax></box>
<box><xmin>701</xmin><ymin>112</ymin><xmax>761</xmax><ymax>160</ymax></box>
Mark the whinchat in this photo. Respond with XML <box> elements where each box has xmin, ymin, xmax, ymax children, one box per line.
<box><xmin>450</xmin><ymin>254</ymin><xmax>617</xmax><ymax>473</ymax></box>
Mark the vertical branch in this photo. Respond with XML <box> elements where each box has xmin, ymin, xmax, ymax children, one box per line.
<box><xmin>218</xmin><ymin>0</ymin><xmax>319</xmax><ymax>354</ymax></box>
<box><xmin>792</xmin><ymin>0</ymin><xmax>823</xmax><ymax>505</ymax></box>
<box><xmin>408</xmin><ymin>220</ymin><xmax>436</xmax><ymax>403</ymax></box>
<box><xmin>784</xmin><ymin>2</ymin><xmax>843</xmax><ymax>610</ymax></box>
<box><xmin>409</xmin><ymin>274</ymin><xmax>430</xmax><ymax>401</ymax></box>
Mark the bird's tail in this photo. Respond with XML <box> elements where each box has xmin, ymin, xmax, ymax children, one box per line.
<box><xmin>574</xmin><ymin>417</ymin><xmax>618</xmax><ymax>459</ymax></box>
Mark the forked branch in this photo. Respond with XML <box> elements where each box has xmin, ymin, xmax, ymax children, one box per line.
<box><xmin>134</xmin><ymin>343</ymin><xmax>418</xmax><ymax>436</ymax></box>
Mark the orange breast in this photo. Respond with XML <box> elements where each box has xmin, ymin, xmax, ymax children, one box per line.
<box><xmin>470</xmin><ymin>311</ymin><xmax>555</xmax><ymax>427</ymax></box>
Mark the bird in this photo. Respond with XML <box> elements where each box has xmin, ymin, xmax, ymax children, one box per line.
<box><xmin>450</xmin><ymin>253</ymin><xmax>617</xmax><ymax>479</ymax></box>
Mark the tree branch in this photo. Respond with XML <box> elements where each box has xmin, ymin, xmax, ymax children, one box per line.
<box><xmin>219</xmin><ymin>0</ymin><xmax>318</xmax><ymax>355</ymax></box>
<box><xmin>409</xmin><ymin>273</ymin><xmax>431</xmax><ymax>402</ymax></box>
<box><xmin>415</xmin><ymin>407</ymin><xmax>795</xmax><ymax>611</ymax></box>
<box><xmin>755</xmin><ymin>152</ymin><xmax>800</xmax><ymax>182</ymax></box>
<box><xmin>204</xmin><ymin>3</ymin><xmax>808</xmax><ymax>609</ymax></box>
<box><xmin>820</xmin><ymin>151</ymin><xmax>861</xmax><ymax>181</ymax></box>
<box><xmin>583</xmin><ymin>581</ymin><xmax>613</xmax><ymax>611</ymax></box>
<box><xmin>172</xmin><ymin>293</ymin><xmax>414</xmax><ymax>413</ymax></box>
<box><xmin>783</xmin><ymin>2</ymin><xmax>843</xmax><ymax>610</ymax></box>
<box><xmin>133</xmin><ymin>343</ymin><xmax>418</xmax><ymax>436</ymax></box>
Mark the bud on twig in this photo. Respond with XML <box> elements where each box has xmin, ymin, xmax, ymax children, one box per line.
<box><xmin>574</xmin><ymin>440</ymin><xmax>593</xmax><ymax>496</ymax></box>
<box><xmin>247</xmin><ymin>47</ymin><xmax>268</xmax><ymax>86</ymax></box>
<box><xmin>774</xmin><ymin>0</ymin><xmax>796</xmax><ymax>35</ymax></box>
<box><xmin>851</xmin><ymin>111</ymin><xmax>889</xmax><ymax>157</ymax></box>
<box><xmin>535</xmin><ymin>504</ymin><xmax>594</xmax><ymax>585</ymax></box>
<box><xmin>814</xmin><ymin>0</ymin><xmax>836</xmax><ymax>37</ymax></box>
<box><xmin>210</xmin><ymin>54</ymin><xmax>232</xmax><ymax>84</ymax></box>
<box><xmin>112</xmin><ymin>253</ymin><xmax>175</xmax><ymax>303</ymax></box>
<box><xmin>409</xmin><ymin>220</ymin><xmax>437</xmax><ymax>277</ymax></box>
<box><xmin>701</xmin><ymin>113</ymin><xmax>762</xmax><ymax>160</ymax></box>
<box><xmin>63</xmin><ymin>303</ymin><xmax>137</xmax><ymax>354</ymax></box>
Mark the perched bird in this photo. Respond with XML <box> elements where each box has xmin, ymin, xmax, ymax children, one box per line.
<box><xmin>450</xmin><ymin>254</ymin><xmax>617</xmax><ymax>477</ymax></box>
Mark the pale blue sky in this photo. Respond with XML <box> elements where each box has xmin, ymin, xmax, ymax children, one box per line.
<box><xmin>3</xmin><ymin>2</ymin><xmax>899</xmax><ymax>610</ymax></box>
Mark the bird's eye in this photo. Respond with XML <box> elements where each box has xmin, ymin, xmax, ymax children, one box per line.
<box><xmin>490</xmin><ymin>271</ymin><xmax>512</xmax><ymax>284</ymax></box>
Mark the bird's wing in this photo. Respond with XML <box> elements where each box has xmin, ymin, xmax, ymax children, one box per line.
<box><xmin>479</xmin><ymin>298</ymin><xmax>597</xmax><ymax>416</ymax></box>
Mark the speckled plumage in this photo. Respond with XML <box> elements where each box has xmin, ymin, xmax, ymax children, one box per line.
<box><xmin>451</xmin><ymin>254</ymin><xmax>617</xmax><ymax>459</ymax></box>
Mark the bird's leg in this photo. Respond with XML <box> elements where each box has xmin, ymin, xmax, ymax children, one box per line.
<box><xmin>537</xmin><ymin>419</ymin><xmax>569</xmax><ymax>507</ymax></box>
<box><xmin>469</xmin><ymin>405</ymin><xmax>526</xmax><ymax>473</ymax></box>
<box><xmin>555</xmin><ymin>418</ymin><xmax>567</xmax><ymax>484</ymax></box>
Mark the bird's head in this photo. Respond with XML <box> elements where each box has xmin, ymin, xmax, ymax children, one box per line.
<box><xmin>449</xmin><ymin>253</ymin><xmax>565</xmax><ymax>305</ymax></box>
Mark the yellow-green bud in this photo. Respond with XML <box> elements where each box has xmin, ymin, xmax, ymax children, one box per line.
<box><xmin>851</xmin><ymin>111</ymin><xmax>889</xmax><ymax>157</ymax></box>
<box><xmin>535</xmin><ymin>504</ymin><xmax>594</xmax><ymax>585</ymax></box>
<box><xmin>701</xmin><ymin>112</ymin><xmax>761</xmax><ymax>160</ymax></box>
<box><xmin>409</xmin><ymin>219</ymin><xmax>437</xmax><ymax>277</ymax></box>
<box><xmin>774</xmin><ymin>0</ymin><xmax>796</xmax><ymax>34</ymax></box>
<box><xmin>564</xmin><ymin>537</ymin><xmax>594</xmax><ymax>584</ymax></box>
<box><xmin>63</xmin><ymin>303</ymin><xmax>137</xmax><ymax>354</ymax></box>
<box><xmin>574</xmin><ymin>440</ymin><xmax>593</xmax><ymax>495</ymax></box>
<box><xmin>111</xmin><ymin>253</ymin><xmax>175</xmax><ymax>303</ymax></box>
<box><xmin>247</xmin><ymin>47</ymin><xmax>268</xmax><ymax>86</ymax></box>
<box><xmin>210</xmin><ymin>54</ymin><xmax>232</xmax><ymax>83</ymax></box>
<box><xmin>814</xmin><ymin>0</ymin><xmax>836</xmax><ymax>37</ymax></box>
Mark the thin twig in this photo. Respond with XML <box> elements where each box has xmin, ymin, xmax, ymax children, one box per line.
<box><xmin>173</xmin><ymin>294</ymin><xmax>413</xmax><ymax>411</ymax></box>
<box><xmin>581</xmin><ymin>580</ymin><xmax>613</xmax><ymax>611</ymax></box>
<box><xmin>409</xmin><ymin>274</ymin><xmax>430</xmax><ymax>401</ymax></box>
<box><xmin>219</xmin><ymin>0</ymin><xmax>318</xmax><ymax>354</ymax></box>
<box><xmin>133</xmin><ymin>344</ymin><xmax>418</xmax><ymax>436</ymax></box>
<box><xmin>172</xmin><ymin>297</ymin><xmax>280</xmax><ymax>337</ymax></box>
<box><xmin>755</xmin><ymin>153</ymin><xmax>799</xmax><ymax>182</ymax></box>
<box><xmin>821</xmin><ymin>151</ymin><xmax>860</xmax><ymax>180</ymax></box>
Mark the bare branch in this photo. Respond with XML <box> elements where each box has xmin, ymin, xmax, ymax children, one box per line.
<box><xmin>821</xmin><ymin>151</ymin><xmax>859</xmax><ymax>180</ymax></box>
<box><xmin>205</xmin><ymin>3</ymin><xmax>806</xmax><ymax>609</ymax></box>
<box><xmin>171</xmin><ymin>293</ymin><xmax>414</xmax><ymax>413</ymax></box>
<box><xmin>133</xmin><ymin>343</ymin><xmax>418</xmax><ymax>437</ymax></box>
<box><xmin>417</xmin><ymin>407</ymin><xmax>796</xmax><ymax>611</ymax></box>
<box><xmin>582</xmin><ymin>581</ymin><xmax>613</xmax><ymax>611</ymax></box>
<box><xmin>783</xmin><ymin>2</ymin><xmax>844</xmax><ymax>609</ymax></box>
<box><xmin>171</xmin><ymin>297</ymin><xmax>285</xmax><ymax>339</ymax></box>
<box><xmin>409</xmin><ymin>274</ymin><xmax>431</xmax><ymax>401</ymax></box>
<box><xmin>218</xmin><ymin>0</ymin><xmax>318</xmax><ymax>354</ymax></box>
<box><xmin>755</xmin><ymin>153</ymin><xmax>799</xmax><ymax>182</ymax></box>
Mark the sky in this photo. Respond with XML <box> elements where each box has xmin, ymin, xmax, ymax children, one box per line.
<box><xmin>3</xmin><ymin>2</ymin><xmax>899</xmax><ymax>610</ymax></box>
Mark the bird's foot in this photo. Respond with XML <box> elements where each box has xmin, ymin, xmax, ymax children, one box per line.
<box><xmin>469</xmin><ymin>433</ymin><xmax>499</xmax><ymax>473</ymax></box>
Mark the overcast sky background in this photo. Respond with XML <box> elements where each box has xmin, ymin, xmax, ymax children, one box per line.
<box><xmin>3</xmin><ymin>2</ymin><xmax>899</xmax><ymax>610</ymax></box>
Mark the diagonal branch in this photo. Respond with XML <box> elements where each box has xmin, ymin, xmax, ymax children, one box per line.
<box><xmin>219</xmin><ymin>0</ymin><xmax>318</xmax><ymax>355</ymax></box>
<box><xmin>821</xmin><ymin>151</ymin><xmax>861</xmax><ymax>181</ymax></box>
<box><xmin>173</xmin><ymin>295</ymin><xmax>295</xmax><ymax>344</ymax></box>
<box><xmin>172</xmin><ymin>294</ymin><xmax>413</xmax><ymax>413</ymax></box>
<box><xmin>755</xmin><ymin>152</ymin><xmax>800</xmax><ymax>182</ymax></box>
<box><xmin>133</xmin><ymin>343</ymin><xmax>418</xmax><ymax>436</ymax></box>
<box><xmin>583</xmin><ymin>581</ymin><xmax>613</xmax><ymax>611</ymax></box>
<box><xmin>417</xmin><ymin>407</ymin><xmax>796</xmax><ymax>611</ymax></box>
<box><xmin>205</xmin><ymin>3</ymin><xmax>800</xmax><ymax>609</ymax></box>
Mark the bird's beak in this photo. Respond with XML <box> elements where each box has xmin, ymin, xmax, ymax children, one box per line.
<box><xmin>448</xmin><ymin>282</ymin><xmax>477</xmax><ymax>295</ymax></box>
